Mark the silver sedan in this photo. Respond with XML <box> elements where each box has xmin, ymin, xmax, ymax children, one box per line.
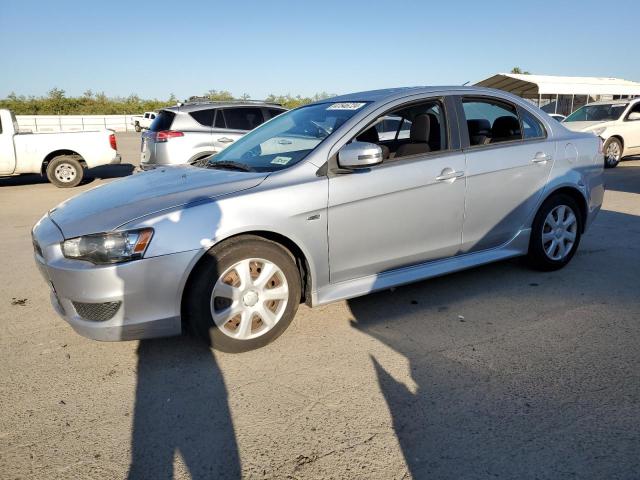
<box><xmin>32</xmin><ymin>87</ymin><xmax>604</xmax><ymax>352</ymax></box>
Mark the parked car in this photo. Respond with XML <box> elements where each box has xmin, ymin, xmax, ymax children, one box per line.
<box><xmin>549</xmin><ymin>113</ymin><xmax>566</xmax><ymax>122</ymax></box>
<box><xmin>0</xmin><ymin>109</ymin><xmax>121</xmax><ymax>187</ymax></box>
<box><xmin>563</xmin><ymin>98</ymin><xmax>640</xmax><ymax>167</ymax></box>
<box><xmin>140</xmin><ymin>101</ymin><xmax>287</xmax><ymax>170</ymax></box>
<box><xmin>130</xmin><ymin>112</ymin><xmax>157</xmax><ymax>132</ymax></box>
<box><xmin>32</xmin><ymin>87</ymin><xmax>604</xmax><ymax>352</ymax></box>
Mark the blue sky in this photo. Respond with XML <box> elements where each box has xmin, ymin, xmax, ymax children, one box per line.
<box><xmin>1</xmin><ymin>0</ymin><xmax>638</xmax><ymax>100</ymax></box>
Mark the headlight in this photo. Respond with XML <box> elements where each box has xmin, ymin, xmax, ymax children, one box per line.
<box><xmin>591</xmin><ymin>127</ymin><xmax>606</xmax><ymax>137</ymax></box>
<box><xmin>61</xmin><ymin>228</ymin><xmax>153</xmax><ymax>264</ymax></box>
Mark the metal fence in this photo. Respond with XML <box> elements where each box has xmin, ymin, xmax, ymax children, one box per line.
<box><xmin>15</xmin><ymin>115</ymin><xmax>140</xmax><ymax>133</ymax></box>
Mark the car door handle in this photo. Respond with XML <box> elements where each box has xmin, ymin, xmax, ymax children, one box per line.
<box><xmin>436</xmin><ymin>169</ymin><xmax>465</xmax><ymax>182</ymax></box>
<box><xmin>532</xmin><ymin>152</ymin><xmax>551</xmax><ymax>163</ymax></box>
<box><xmin>218</xmin><ymin>137</ymin><xmax>234</xmax><ymax>143</ymax></box>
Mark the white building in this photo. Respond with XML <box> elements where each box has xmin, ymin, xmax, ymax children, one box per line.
<box><xmin>475</xmin><ymin>73</ymin><xmax>640</xmax><ymax>116</ymax></box>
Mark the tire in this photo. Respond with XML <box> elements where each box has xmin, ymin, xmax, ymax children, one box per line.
<box><xmin>46</xmin><ymin>155</ymin><xmax>84</xmax><ymax>188</ymax></box>
<box><xmin>184</xmin><ymin>236</ymin><xmax>301</xmax><ymax>353</ymax></box>
<box><xmin>134</xmin><ymin>122</ymin><xmax>141</xmax><ymax>133</ymax></box>
<box><xmin>603</xmin><ymin>137</ymin><xmax>622</xmax><ymax>168</ymax></box>
<box><xmin>527</xmin><ymin>194</ymin><xmax>582</xmax><ymax>271</ymax></box>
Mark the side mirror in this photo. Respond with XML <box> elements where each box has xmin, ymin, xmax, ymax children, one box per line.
<box><xmin>337</xmin><ymin>141</ymin><xmax>383</xmax><ymax>169</ymax></box>
<box><xmin>627</xmin><ymin>112</ymin><xmax>640</xmax><ymax>121</ymax></box>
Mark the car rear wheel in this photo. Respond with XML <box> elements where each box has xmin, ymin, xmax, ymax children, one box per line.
<box><xmin>134</xmin><ymin>122</ymin><xmax>141</xmax><ymax>132</ymax></box>
<box><xmin>527</xmin><ymin>194</ymin><xmax>582</xmax><ymax>271</ymax></box>
<box><xmin>603</xmin><ymin>137</ymin><xmax>622</xmax><ymax>168</ymax></box>
<box><xmin>184</xmin><ymin>237</ymin><xmax>301</xmax><ymax>353</ymax></box>
<box><xmin>46</xmin><ymin>155</ymin><xmax>84</xmax><ymax>188</ymax></box>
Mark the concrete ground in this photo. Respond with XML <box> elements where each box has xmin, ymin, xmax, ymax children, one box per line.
<box><xmin>1</xmin><ymin>133</ymin><xmax>639</xmax><ymax>479</ymax></box>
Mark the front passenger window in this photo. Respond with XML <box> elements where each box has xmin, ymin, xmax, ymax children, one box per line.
<box><xmin>463</xmin><ymin>98</ymin><xmax>521</xmax><ymax>145</ymax></box>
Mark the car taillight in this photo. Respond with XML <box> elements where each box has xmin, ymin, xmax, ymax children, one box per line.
<box><xmin>109</xmin><ymin>133</ymin><xmax>117</xmax><ymax>150</ymax></box>
<box><xmin>155</xmin><ymin>130</ymin><xmax>184</xmax><ymax>142</ymax></box>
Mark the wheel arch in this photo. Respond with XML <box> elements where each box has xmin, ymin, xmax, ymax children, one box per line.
<box><xmin>41</xmin><ymin>150</ymin><xmax>86</xmax><ymax>175</ymax></box>
<box><xmin>180</xmin><ymin>230</ymin><xmax>314</xmax><ymax>330</ymax></box>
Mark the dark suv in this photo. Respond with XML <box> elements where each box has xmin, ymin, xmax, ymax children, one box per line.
<box><xmin>140</xmin><ymin>101</ymin><xmax>287</xmax><ymax>169</ymax></box>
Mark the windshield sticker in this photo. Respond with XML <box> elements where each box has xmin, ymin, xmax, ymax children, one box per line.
<box><xmin>271</xmin><ymin>156</ymin><xmax>292</xmax><ymax>165</ymax></box>
<box><xmin>327</xmin><ymin>102</ymin><xmax>366</xmax><ymax>111</ymax></box>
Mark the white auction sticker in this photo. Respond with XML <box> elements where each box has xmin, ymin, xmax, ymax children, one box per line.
<box><xmin>326</xmin><ymin>102</ymin><xmax>366</xmax><ymax>111</ymax></box>
<box><xmin>271</xmin><ymin>156</ymin><xmax>292</xmax><ymax>165</ymax></box>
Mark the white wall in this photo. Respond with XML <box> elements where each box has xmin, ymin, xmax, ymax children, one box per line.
<box><xmin>15</xmin><ymin>115</ymin><xmax>140</xmax><ymax>133</ymax></box>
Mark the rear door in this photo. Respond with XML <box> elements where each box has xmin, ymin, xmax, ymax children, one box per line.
<box><xmin>457</xmin><ymin>96</ymin><xmax>554</xmax><ymax>252</ymax></box>
<box><xmin>0</xmin><ymin>114</ymin><xmax>17</xmax><ymax>174</ymax></box>
<box><xmin>212</xmin><ymin>107</ymin><xmax>265</xmax><ymax>152</ymax></box>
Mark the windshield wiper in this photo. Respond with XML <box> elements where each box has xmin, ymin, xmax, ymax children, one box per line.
<box><xmin>207</xmin><ymin>160</ymin><xmax>256</xmax><ymax>172</ymax></box>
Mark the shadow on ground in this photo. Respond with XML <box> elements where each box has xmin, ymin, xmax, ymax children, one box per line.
<box><xmin>127</xmin><ymin>336</ymin><xmax>240</xmax><ymax>479</ymax></box>
<box><xmin>348</xmin><ymin>204</ymin><xmax>640</xmax><ymax>478</ymax></box>
<box><xmin>0</xmin><ymin>163</ymin><xmax>135</xmax><ymax>187</ymax></box>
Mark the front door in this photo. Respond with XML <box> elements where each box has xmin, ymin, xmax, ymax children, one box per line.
<box><xmin>327</xmin><ymin>97</ymin><xmax>465</xmax><ymax>283</ymax></box>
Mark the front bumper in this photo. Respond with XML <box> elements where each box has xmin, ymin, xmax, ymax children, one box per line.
<box><xmin>32</xmin><ymin>215</ymin><xmax>197</xmax><ymax>341</ymax></box>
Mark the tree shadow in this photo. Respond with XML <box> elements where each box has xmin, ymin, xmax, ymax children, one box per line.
<box><xmin>348</xmin><ymin>207</ymin><xmax>640</xmax><ymax>478</ymax></box>
<box><xmin>127</xmin><ymin>336</ymin><xmax>240</xmax><ymax>479</ymax></box>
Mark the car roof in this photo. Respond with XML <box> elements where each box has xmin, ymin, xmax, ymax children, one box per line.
<box><xmin>324</xmin><ymin>86</ymin><xmax>502</xmax><ymax>104</ymax></box>
<box><xmin>163</xmin><ymin>101</ymin><xmax>286</xmax><ymax>113</ymax></box>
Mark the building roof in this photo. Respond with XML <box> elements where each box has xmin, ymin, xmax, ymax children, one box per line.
<box><xmin>475</xmin><ymin>73</ymin><xmax>640</xmax><ymax>97</ymax></box>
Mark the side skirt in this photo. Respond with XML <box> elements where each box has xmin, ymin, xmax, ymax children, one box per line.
<box><xmin>312</xmin><ymin>228</ymin><xmax>531</xmax><ymax>306</ymax></box>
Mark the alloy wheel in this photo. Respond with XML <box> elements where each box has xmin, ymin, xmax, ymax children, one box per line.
<box><xmin>605</xmin><ymin>141</ymin><xmax>621</xmax><ymax>164</ymax></box>
<box><xmin>210</xmin><ymin>258</ymin><xmax>289</xmax><ymax>340</ymax></box>
<box><xmin>542</xmin><ymin>205</ymin><xmax>578</xmax><ymax>261</ymax></box>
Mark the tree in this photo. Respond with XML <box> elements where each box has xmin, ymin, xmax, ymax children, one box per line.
<box><xmin>206</xmin><ymin>89</ymin><xmax>234</xmax><ymax>101</ymax></box>
<box><xmin>510</xmin><ymin>67</ymin><xmax>531</xmax><ymax>75</ymax></box>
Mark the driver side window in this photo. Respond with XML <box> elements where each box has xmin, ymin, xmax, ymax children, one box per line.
<box><xmin>353</xmin><ymin>99</ymin><xmax>448</xmax><ymax>161</ymax></box>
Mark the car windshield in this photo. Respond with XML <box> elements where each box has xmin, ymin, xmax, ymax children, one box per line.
<box><xmin>206</xmin><ymin>102</ymin><xmax>368</xmax><ymax>172</ymax></box>
<box><xmin>565</xmin><ymin>103</ymin><xmax>628</xmax><ymax>122</ymax></box>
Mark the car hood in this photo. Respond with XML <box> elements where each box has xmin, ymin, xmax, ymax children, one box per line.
<box><xmin>49</xmin><ymin>166</ymin><xmax>268</xmax><ymax>238</ymax></box>
<box><xmin>563</xmin><ymin>121</ymin><xmax>609</xmax><ymax>132</ymax></box>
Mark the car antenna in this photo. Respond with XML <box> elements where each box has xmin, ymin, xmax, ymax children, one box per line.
<box><xmin>462</xmin><ymin>81</ymin><xmax>470</xmax><ymax>86</ymax></box>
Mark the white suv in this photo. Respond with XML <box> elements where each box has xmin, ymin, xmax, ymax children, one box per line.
<box><xmin>564</xmin><ymin>98</ymin><xmax>640</xmax><ymax>167</ymax></box>
<box><xmin>140</xmin><ymin>101</ymin><xmax>287</xmax><ymax>169</ymax></box>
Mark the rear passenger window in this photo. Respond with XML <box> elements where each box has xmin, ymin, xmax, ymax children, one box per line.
<box><xmin>267</xmin><ymin>108</ymin><xmax>285</xmax><ymax>119</ymax></box>
<box><xmin>190</xmin><ymin>109</ymin><xmax>215</xmax><ymax>127</ymax></box>
<box><xmin>149</xmin><ymin>111</ymin><xmax>176</xmax><ymax>132</ymax></box>
<box><xmin>520</xmin><ymin>109</ymin><xmax>546</xmax><ymax>139</ymax></box>
<box><xmin>463</xmin><ymin>98</ymin><xmax>521</xmax><ymax>146</ymax></box>
<box><xmin>223</xmin><ymin>108</ymin><xmax>265</xmax><ymax>130</ymax></box>
<box><xmin>214</xmin><ymin>110</ymin><xmax>226</xmax><ymax>128</ymax></box>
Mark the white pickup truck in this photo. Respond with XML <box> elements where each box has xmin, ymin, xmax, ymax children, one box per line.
<box><xmin>130</xmin><ymin>111</ymin><xmax>157</xmax><ymax>132</ymax></box>
<box><xmin>0</xmin><ymin>109</ymin><xmax>121</xmax><ymax>187</ymax></box>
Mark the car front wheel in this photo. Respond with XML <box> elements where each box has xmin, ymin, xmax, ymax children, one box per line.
<box><xmin>184</xmin><ymin>236</ymin><xmax>301</xmax><ymax>353</ymax></box>
<box><xmin>603</xmin><ymin>137</ymin><xmax>622</xmax><ymax>168</ymax></box>
<box><xmin>527</xmin><ymin>194</ymin><xmax>582</xmax><ymax>271</ymax></box>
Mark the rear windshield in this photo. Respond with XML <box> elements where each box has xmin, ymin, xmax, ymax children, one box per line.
<box><xmin>149</xmin><ymin>110</ymin><xmax>176</xmax><ymax>131</ymax></box>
